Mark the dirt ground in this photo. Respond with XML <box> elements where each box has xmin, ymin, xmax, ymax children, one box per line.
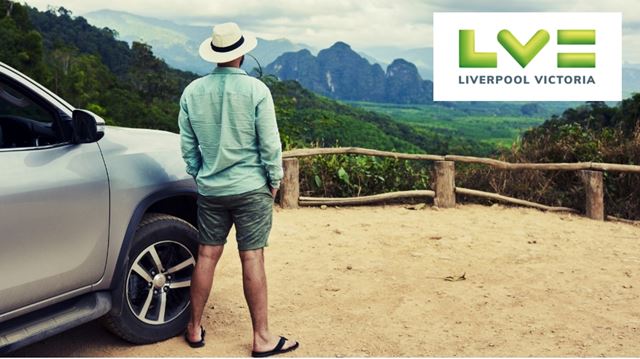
<box><xmin>12</xmin><ymin>204</ymin><xmax>640</xmax><ymax>357</ymax></box>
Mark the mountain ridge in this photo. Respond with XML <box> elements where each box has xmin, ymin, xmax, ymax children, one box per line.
<box><xmin>80</xmin><ymin>9</ymin><xmax>639</xmax><ymax>98</ymax></box>
<box><xmin>83</xmin><ymin>9</ymin><xmax>313</xmax><ymax>75</ymax></box>
<box><xmin>265</xmin><ymin>41</ymin><xmax>433</xmax><ymax>104</ymax></box>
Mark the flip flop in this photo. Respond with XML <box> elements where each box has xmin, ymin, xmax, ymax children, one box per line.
<box><xmin>184</xmin><ymin>326</ymin><xmax>206</xmax><ymax>348</ymax></box>
<box><xmin>251</xmin><ymin>336</ymin><xmax>299</xmax><ymax>357</ymax></box>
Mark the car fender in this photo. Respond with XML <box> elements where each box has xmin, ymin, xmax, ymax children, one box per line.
<box><xmin>90</xmin><ymin>127</ymin><xmax>197</xmax><ymax>298</ymax></box>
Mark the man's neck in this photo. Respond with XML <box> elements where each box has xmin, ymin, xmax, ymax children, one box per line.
<box><xmin>217</xmin><ymin>56</ymin><xmax>243</xmax><ymax>68</ymax></box>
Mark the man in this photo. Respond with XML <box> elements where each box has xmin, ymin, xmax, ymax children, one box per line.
<box><xmin>178</xmin><ymin>22</ymin><xmax>299</xmax><ymax>357</ymax></box>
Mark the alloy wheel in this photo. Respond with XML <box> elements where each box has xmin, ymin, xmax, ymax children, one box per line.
<box><xmin>125</xmin><ymin>240</ymin><xmax>195</xmax><ymax>325</ymax></box>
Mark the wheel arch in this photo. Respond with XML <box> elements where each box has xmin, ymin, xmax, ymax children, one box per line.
<box><xmin>106</xmin><ymin>189</ymin><xmax>198</xmax><ymax>315</ymax></box>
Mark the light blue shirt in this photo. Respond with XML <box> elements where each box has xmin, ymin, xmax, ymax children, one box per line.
<box><xmin>178</xmin><ymin>67</ymin><xmax>283</xmax><ymax>196</ymax></box>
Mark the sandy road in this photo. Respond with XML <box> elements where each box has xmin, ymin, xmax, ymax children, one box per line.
<box><xmin>11</xmin><ymin>204</ymin><xmax>640</xmax><ymax>357</ymax></box>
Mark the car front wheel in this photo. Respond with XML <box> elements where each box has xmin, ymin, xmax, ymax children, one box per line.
<box><xmin>103</xmin><ymin>213</ymin><xmax>198</xmax><ymax>344</ymax></box>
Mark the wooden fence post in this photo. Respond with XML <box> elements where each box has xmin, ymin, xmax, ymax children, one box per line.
<box><xmin>434</xmin><ymin>160</ymin><xmax>456</xmax><ymax>208</ymax></box>
<box><xmin>280</xmin><ymin>158</ymin><xmax>300</xmax><ymax>209</ymax></box>
<box><xmin>581</xmin><ymin>170</ymin><xmax>604</xmax><ymax>220</ymax></box>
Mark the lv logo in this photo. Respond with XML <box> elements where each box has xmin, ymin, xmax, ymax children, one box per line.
<box><xmin>459</xmin><ymin>29</ymin><xmax>595</xmax><ymax>68</ymax></box>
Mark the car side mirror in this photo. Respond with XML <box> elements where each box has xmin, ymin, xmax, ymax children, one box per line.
<box><xmin>72</xmin><ymin>109</ymin><xmax>105</xmax><ymax>144</ymax></box>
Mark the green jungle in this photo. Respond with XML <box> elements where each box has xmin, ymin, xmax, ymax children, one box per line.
<box><xmin>2</xmin><ymin>2</ymin><xmax>640</xmax><ymax>219</ymax></box>
<box><xmin>348</xmin><ymin>101</ymin><xmax>575</xmax><ymax>148</ymax></box>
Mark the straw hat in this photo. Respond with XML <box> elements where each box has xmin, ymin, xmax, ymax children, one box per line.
<box><xmin>198</xmin><ymin>22</ymin><xmax>257</xmax><ymax>63</ymax></box>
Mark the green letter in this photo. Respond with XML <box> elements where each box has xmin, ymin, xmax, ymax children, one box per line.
<box><xmin>558</xmin><ymin>29</ymin><xmax>595</xmax><ymax>45</ymax></box>
<box><xmin>459</xmin><ymin>30</ymin><xmax>497</xmax><ymax>68</ymax></box>
<box><xmin>557</xmin><ymin>30</ymin><xmax>596</xmax><ymax>68</ymax></box>
<box><xmin>497</xmin><ymin>29</ymin><xmax>550</xmax><ymax>68</ymax></box>
<box><xmin>557</xmin><ymin>53</ymin><xmax>596</xmax><ymax>68</ymax></box>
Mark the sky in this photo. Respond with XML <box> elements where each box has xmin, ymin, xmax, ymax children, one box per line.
<box><xmin>22</xmin><ymin>0</ymin><xmax>640</xmax><ymax>63</ymax></box>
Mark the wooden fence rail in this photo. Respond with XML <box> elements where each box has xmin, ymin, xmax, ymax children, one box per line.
<box><xmin>279</xmin><ymin>147</ymin><xmax>640</xmax><ymax>222</ymax></box>
<box><xmin>283</xmin><ymin>147</ymin><xmax>640</xmax><ymax>173</ymax></box>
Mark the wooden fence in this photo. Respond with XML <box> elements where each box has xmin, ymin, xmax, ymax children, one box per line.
<box><xmin>278</xmin><ymin>147</ymin><xmax>640</xmax><ymax>223</ymax></box>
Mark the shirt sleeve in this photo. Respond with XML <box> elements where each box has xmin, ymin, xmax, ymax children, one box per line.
<box><xmin>255</xmin><ymin>89</ymin><xmax>284</xmax><ymax>189</ymax></box>
<box><xmin>178</xmin><ymin>92</ymin><xmax>202</xmax><ymax>179</ymax></box>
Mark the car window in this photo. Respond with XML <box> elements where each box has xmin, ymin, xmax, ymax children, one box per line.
<box><xmin>0</xmin><ymin>81</ymin><xmax>55</xmax><ymax>123</ymax></box>
<box><xmin>0</xmin><ymin>77</ymin><xmax>62</xmax><ymax>148</ymax></box>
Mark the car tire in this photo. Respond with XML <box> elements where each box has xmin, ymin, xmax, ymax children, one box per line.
<box><xmin>102</xmin><ymin>213</ymin><xmax>199</xmax><ymax>344</ymax></box>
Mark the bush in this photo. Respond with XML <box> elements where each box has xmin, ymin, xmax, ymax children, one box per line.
<box><xmin>298</xmin><ymin>154</ymin><xmax>431</xmax><ymax>198</ymax></box>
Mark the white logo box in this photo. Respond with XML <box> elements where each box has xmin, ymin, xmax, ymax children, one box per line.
<box><xmin>433</xmin><ymin>12</ymin><xmax>621</xmax><ymax>101</ymax></box>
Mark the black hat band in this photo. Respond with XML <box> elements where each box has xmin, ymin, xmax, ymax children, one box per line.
<box><xmin>210</xmin><ymin>36</ymin><xmax>245</xmax><ymax>52</ymax></box>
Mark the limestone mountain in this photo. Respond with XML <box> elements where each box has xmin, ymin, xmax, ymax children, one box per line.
<box><xmin>363</xmin><ymin>46</ymin><xmax>433</xmax><ymax>80</ymax></box>
<box><xmin>265</xmin><ymin>42</ymin><xmax>433</xmax><ymax>104</ymax></box>
<box><xmin>385</xmin><ymin>59</ymin><xmax>433</xmax><ymax>104</ymax></box>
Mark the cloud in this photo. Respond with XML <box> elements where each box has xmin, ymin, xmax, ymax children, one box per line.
<box><xmin>22</xmin><ymin>0</ymin><xmax>640</xmax><ymax>62</ymax></box>
<box><xmin>24</xmin><ymin>0</ymin><xmax>433</xmax><ymax>48</ymax></box>
<box><xmin>168</xmin><ymin>0</ymin><xmax>434</xmax><ymax>49</ymax></box>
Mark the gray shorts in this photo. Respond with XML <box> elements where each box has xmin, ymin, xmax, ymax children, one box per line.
<box><xmin>196</xmin><ymin>185</ymin><xmax>274</xmax><ymax>251</ymax></box>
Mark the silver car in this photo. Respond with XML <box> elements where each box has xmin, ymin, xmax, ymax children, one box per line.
<box><xmin>0</xmin><ymin>61</ymin><xmax>199</xmax><ymax>352</ymax></box>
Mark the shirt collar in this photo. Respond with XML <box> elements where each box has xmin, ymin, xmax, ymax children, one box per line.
<box><xmin>212</xmin><ymin>66</ymin><xmax>248</xmax><ymax>75</ymax></box>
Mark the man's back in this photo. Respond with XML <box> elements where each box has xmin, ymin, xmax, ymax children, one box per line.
<box><xmin>179</xmin><ymin>67</ymin><xmax>283</xmax><ymax>196</ymax></box>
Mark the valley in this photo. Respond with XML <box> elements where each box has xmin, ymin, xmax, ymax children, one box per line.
<box><xmin>348</xmin><ymin>101</ymin><xmax>575</xmax><ymax>148</ymax></box>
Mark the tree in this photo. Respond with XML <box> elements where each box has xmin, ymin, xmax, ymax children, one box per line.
<box><xmin>0</xmin><ymin>2</ymin><xmax>46</xmax><ymax>79</ymax></box>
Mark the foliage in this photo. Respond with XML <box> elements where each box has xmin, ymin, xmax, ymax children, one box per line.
<box><xmin>27</xmin><ymin>6</ymin><xmax>132</xmax><ymax>76</ymax></box>
<box><xmin>298</xmin><ymin>154</ymin><xmax>431</xmax><ymax>197</ymax></box>
<box><xmin>349</xmin><ymin>100</ymin><xmax>575</xmax><ymax>152</ymax></box>
<box><xmin>0</xmin><ymin>2</ymin><xmax>47</xmax><ymax>79</ymax></box>
<box><xmin>1</xmin><ymin>3</ymin><xmax>198</xmax><ymax>133</ymax></box>
<box><xmin>457</xmin><ymin>98</ymin><xmax>640</xmax><ymax>219</ymax></box>
<box><xmin>267</xmin><ymin>79</ymin><xmax>494</xmax><ymax>155</ymax></box>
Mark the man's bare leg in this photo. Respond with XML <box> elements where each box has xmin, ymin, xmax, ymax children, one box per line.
<box><xmin>239</xmin><ymin>248</ymin><xmax>297</xmax><ymax>352</ymax></box>
<box><xmin>187</xmin><ymin>244</ymin><xmax>224</xmax><ymax>342</ymax></box>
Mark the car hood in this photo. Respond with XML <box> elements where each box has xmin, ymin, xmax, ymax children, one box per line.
<box><xmin>97</xmin><ymin>126</ymin><xmax>192</xmax><ymax>183</ymax></box>
<box><xmin>102</xmin><ymin>126</ymin><xmax>179</xmax><ymax>149</ymax></box>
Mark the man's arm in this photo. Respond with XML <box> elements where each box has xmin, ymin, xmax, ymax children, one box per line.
<box><xmin>178</xmin><ymin>93</ymin><xmax>202</xmax><ymax>178</ymax></box>
<box><xmin>255</xmin><ymin>89</ymin><xmax>283</xmax><ymax>191</ymax></box>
